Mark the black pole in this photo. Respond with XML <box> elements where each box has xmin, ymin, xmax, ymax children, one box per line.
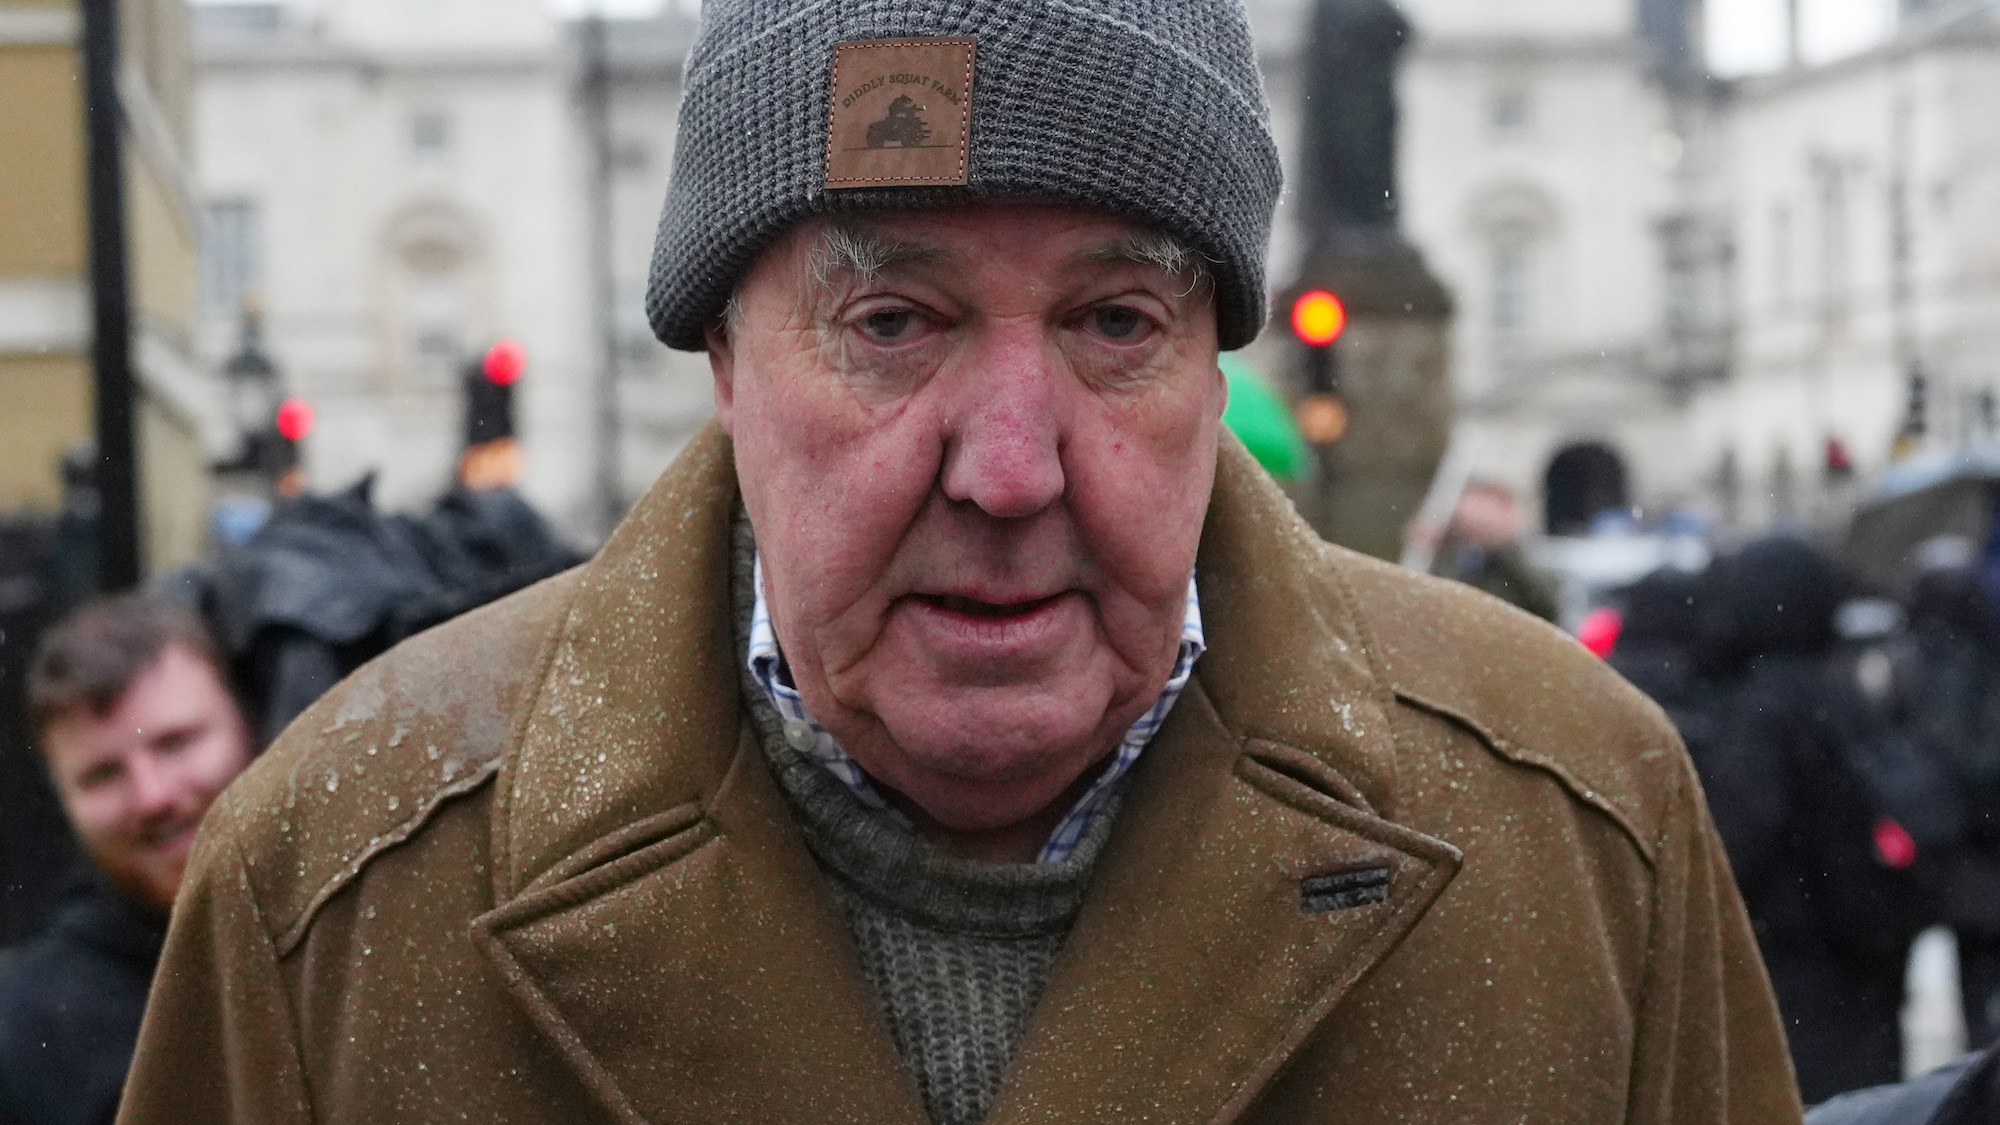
<box><xmin>80</xmin><ymin>0</ymin><xmax>141</xmax><ymax>590</ymax></box>
<box><xmin>582</xmin><ymin>14</ymin><xmax>622</xmax><ymax>537</ymax></box>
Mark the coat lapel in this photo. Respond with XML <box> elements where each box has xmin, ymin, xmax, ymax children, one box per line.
<box><xmin>986</xmin><ymin>437</ymin><xmax>1466</xmax><ymax>1123</ymax></box>
<box><xmin>984</xmin><ymin>682</ymin><xmax>1460</xmax><ymax>1125</ymax></box>
<box><xmin>470</xmin><ymin>423</ymin><xmax>925</xmax><ymax>1124</ymax></box>
<box><xmin>471</xmin><ymin>724</ymin><xmax>927</xmax><ymax>1125</ymax></box>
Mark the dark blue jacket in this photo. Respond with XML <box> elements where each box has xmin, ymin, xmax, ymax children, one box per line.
<box><xmin>0</xmin><ymin>885</ymin><xmax>166</xmax><ymax>1125</ymax></box>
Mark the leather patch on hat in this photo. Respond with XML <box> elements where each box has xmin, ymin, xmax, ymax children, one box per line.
<box><xmin>826</xmin><ymin>38</ymin><xmax>974</xmax><ymax>189</ymax></box>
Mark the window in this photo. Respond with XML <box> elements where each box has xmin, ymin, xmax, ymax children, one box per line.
<box><xmin>382</xmin><ymin>201</ymin><xmax>483</xmax><ymax>387</ymax></box>
<box><xmin>411</xmin><ymin>112</ymin><xmax>451</xmax><ymax>155</ymax></box>
<box><xmin>1490</xmin><ymin>89</ymin><xmax>1530</xmax><ymax>139</ymax></box>
<box><xmin>1492</xmin><ymin>244</ymin><xmax>1531</xmax><ymax>337</ymax></box>
<box><xmin>1771</xmin><ymin>203</ymin><xmax>1792</xmax><ymax>307</ymax></box>
<box><xmin>192</xmin><ymin>3</ymin><xmax>282</xmax><ymax>34</ymax></box>
<box><xmin>202</xmin><ymin>198</ymin><xmax>261</xmax><ymax>314</ymax></box>
<box><xmin>406</xmin><ymin>272</ymin><xmax>465</xmax><ymax>384</ymax></box>
<box><xmin>1819</xmin><ymin>176</ymin><xmax>1848</xmax><ymax>312</ymax></box>
<box><xmin>1658</xmin><ymin>216</ymin><xmax>1704</xmax><ymax>334</ymax></box>
<box><xmin>612</xmin><ymin>142</ymin><xmax>652</xmax><ymax>174</ymax></box>
<box><xmin>1665</xmin><ymin>264</ymin><xmax>1700</xmax><ymax>334</ymax></box>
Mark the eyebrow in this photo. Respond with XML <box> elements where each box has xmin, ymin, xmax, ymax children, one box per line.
<box><xmin>1076</xmin><ymin>232</ymin><xmax>1215</xmax><ymax>295</ymax></box>
<box><xmin>799</xmin><ymin>221</ymin><xmax>1214</xmax><ymax>297</ymax></box>
<box><xmin>806</xmin><ymin>221</ymin><xmax>951</xmax><ymax>290</ymax></box>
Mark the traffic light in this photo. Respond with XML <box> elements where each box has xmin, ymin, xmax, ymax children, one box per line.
<box><xmin>462</xmin><ymin>339</ymin><xmax>525</xmax><ymax>489</ymax></box>
<box><xmin>1291</xmin><ymin>289</ymin><xmax>1347</xmax><ymax>348</ymax></box>
<box><xmin>483</xmin><ymin>337</ymin><xmax>525</xmax><ymax>386</ymax></box>
<box><xmin>466</xmin><ymin>339</ymin><xmax>522</xmax><ymax>446</ymax></box>
<box><xmin>225</xmin><ymin>395</ymin><xmax>315</xmax><ymax>496</ymax></box>
<box><xmin>1290</xmin><ymin>290</ymin><xmax>1348</xmax><ymax>445</ymax></box>
<box><xmin>275</xmin><ymin>396</ymin><xmax>314</xmax><ymax>444</ymax></box>
<box><xmin>1892</xmin><ymin>366</ymin><xmax>1927</xmax><ymax>463</ymax></box>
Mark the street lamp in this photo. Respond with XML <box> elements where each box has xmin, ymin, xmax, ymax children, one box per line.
<box><xmin>223</xmin><ymin>302</ymin><xmax>280</xmax><ymax>463</ymax></box>
<box><xmin>218</xmin><ymin>302</ymin><xmax>307</xmax><ymax>496</ymax></box>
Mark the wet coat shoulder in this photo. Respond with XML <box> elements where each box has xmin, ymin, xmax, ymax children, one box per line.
<box><xmin>201</xmin><ymin>564</ymin><xmax>583</xmax><ymax>949</ymax></box>
<box><xmin>1334</xmin><ymin>546</ymin><xmax>1686</xmax><ymax>864</ymax></box>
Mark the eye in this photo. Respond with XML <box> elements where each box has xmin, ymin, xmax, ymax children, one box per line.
<box><xmin>1088</xmin><ymin>305</ymin><xmax>1152</xmax><ymax>342</ymax></box>
<box><xmin>858</xmin><ymin>307</ymin><xmax>923</xmax><ymax>343</ymax></box>
<box><xmin>77</xmin><ymin>762</ymin><xmax>123</xmax><ymax>791</ymax></box>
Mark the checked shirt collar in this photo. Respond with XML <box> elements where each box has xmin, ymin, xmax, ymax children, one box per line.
<box><xmin>746</xmin><ymin>553</ymin><xmax>1206</xmax><ymax>864</ymax></box>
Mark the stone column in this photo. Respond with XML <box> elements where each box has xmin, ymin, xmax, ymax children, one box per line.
<box><xmin>1283</xmin><ymin>0</ymin><xmax>1455</xmax><ymax>561</ymax></box>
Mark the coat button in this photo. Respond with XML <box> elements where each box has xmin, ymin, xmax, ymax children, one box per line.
<box><xmin>783</xmin><ymin>719</ymin><xmax>817</xmax><ymax>752</ymax></box>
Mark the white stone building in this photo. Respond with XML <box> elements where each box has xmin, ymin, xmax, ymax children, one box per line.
<box><xmin>1693</xmin><ymin>4</ymin><xmax>2000</xmax><ymax>530</ymax></box>
<box><xmin>192</xmin><ymin>0</ymin><xmax>710</xmax><ymax>539</ymax></box>
<box><xmin>1393</xmin><ymin>0</ymin><xmax>1723</xmax><ymax>532</ymax></box>
<box><xmin>1392</xmin><ymin>0</ymin><xmax>2000</xmax><ymax>536</ymax></box>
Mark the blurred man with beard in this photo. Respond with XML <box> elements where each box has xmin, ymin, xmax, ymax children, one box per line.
<box><xmin>0</xmin><ymin>596</ymin><xmax>254</xmax><ymax>1125</ymax></box>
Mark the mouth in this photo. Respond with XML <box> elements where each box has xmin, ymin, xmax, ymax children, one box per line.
<box><xmin>138</xmin><ymin>819</ymin><xmax>201</xmax><ymax>857</ymax></box>
<box><xmin>918</xmin><ymin>592</ymin><xmax>1065</xmax><ymax>618</ymax></box>
<box><xmin>898</xmin><ymin>588</ymin><xmax>1084</xmax><ymax>667</ymax></box>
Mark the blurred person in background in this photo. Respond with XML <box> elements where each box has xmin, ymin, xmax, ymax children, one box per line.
<box><xmin>1877</xmin><ymin>536</ymin><xmax>2000</xmax><ymax>1049</ymax></box>
<box><xmin>1606</xmin><ymin>566</ymin><xmax>1728</xmax><ymax>806</ymax></box>
<box><xmin>1425</xmin><ymin>479</ymin><xmax>1561</xmax><ymax>622</ymax></box>
<box><xmin>1693</xmin><ymin>537</ymin><xmax>1962</xmax><ymax>1104</ymax></box>
<box><xmin>1606</xmin><ymin>567</ymin><xmax>1708</xmax><ymax>737</ymax></box>
<box><xmin>0</xmin><ymin>596</ymin><xmax>254</xmax><ymax>1125</ymax></box>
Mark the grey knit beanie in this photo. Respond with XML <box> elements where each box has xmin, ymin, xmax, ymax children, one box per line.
<box><xmin>645</xmin><ymin>0</ymin><xmax>1283</xmax><ymax>352</ymax></box>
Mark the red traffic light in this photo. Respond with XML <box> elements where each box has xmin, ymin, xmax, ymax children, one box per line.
<box><xmin>1291</xmin><ymin>290</ymin><xmax>1347</xmax><ymax>347</ymax></box>
<box><xmin>483</xmin><ymin>338</ymin><xmax>526</xmax><ymax>386</ymax></box>
<box><xmin>275</xmin><ymin>396</ymin><xmax>314</xmax><ymax>443</ymax></box>
<box><xmin>1576</xmin><ymin>606</ymin><xmax>1624</xmax><ymax>660</ymax></box>
<box><xmin>1873</xmin><ymin>817</ymin><xmax>1917</xmax><ymax>869</ymax></box>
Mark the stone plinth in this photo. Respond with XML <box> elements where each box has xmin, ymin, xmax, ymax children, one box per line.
<box><xmin>1284</xmin><ymin>229</ymin><xmax>1455</xmax><ymax>561</ymax></box>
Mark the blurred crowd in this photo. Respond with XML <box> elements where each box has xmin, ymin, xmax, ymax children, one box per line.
<box><xmin>1601</xmin><ymin>529</ymin><xmax>2000</xmax><ymax>1111</ymax></box>
<box><xmin>1413</xmin><ymin>472</ymin><xmax>2000</xmax><ymax>1117</ymax></box>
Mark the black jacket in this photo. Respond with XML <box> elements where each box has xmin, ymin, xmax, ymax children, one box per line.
<box><xmin>1891</xmin><ymin>563</ymin><xmax>2000</xmax><ymax>939</ymax></box>
<box><xmin>171</xmin><ymin>480</ymin><xmax>584</xmax><ymax>743</ymax></box>
<box><xmin>1806</xmin><ymin>1043</ymin><xmax>2000</xmax><ymax>1125</ymax></box>
<box><xmin>1609</xmin><ymin>568</ymin><xmax>1715</xmax><ymax>762</ymax></box>
<box><xmin>0</xmin><ymin>884</ymin><xmax>166</xmax><ymax>1125</ymax></box>
<box><xmin>1691</xmin><ymin>538</ymin><xmax>1961</xmax><ymax>1103</ymax></box>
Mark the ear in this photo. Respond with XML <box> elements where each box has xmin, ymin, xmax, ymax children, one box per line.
<box><xmin>706</xmin><ymin>318</ymin><xmax>737</xmax><ymax>435</ymax></box>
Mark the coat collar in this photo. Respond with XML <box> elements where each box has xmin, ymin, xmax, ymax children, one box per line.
<box><xmin>473</xmin><ymin>423</ymin><xmax>1462</xmax><ymax>1124</ymax></box>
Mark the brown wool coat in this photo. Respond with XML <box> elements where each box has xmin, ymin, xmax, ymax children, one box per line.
<box><xmin>117</xmin><ymin>425</ymin><xmax>1803</xmax><ymax>1124</ymax></box>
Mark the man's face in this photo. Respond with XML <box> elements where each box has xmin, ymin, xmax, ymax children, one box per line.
<box><xmin>1452</xmin><ymin>485</ymin><xmax>1522</xmax><ymax>548</ymax></box>
<box><xmin>710</xmin><ymin>204</ymin><xmax>1224</xmax><ymax>849</ymax></box>
<box><xmin>41</xmin><ymin>644</ymin><xmax>254</xmax><ymax>911</ymax></box>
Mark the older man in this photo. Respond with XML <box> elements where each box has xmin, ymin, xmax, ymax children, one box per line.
<box><xmin>2</xmin><ymin>596</ymin><xmax>254</xmax><ymax>1125</ymax></box>
<box><xmin>119</xmin><ymin>2</ymin><xmax>1801</xmax><ymax>1122</ymax></box>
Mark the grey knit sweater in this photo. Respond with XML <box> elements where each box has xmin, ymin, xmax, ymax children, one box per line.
<box><xmin>732</xmin><ymin>520</ymin><xmax>1122</xmax><ymax>1125</ymax></box>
